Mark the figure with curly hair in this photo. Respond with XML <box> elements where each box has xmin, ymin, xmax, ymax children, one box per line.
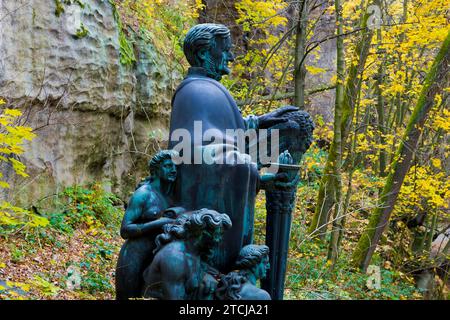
<box><xmin>115</xmin><ymin>150</ymin><xmax>184</xmax><ymax>300</ymax></box>
<box><xmin>216</xmin><ymin>244</ymin><xmax>271</xmax><ymax>300</ymax></box>
<box><xmin>142</xmin><ymin>209</ymin><xmax>232</xmax><ymax>300</ymax></box>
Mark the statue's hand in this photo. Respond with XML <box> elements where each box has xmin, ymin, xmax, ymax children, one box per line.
<box><xmin>199</xmin><ymin>273</ymin><xmax>218</xmax><ymax>299</ymax></box>
<box><xmin>162</xmin><ymin>206</ymin><xmax>186</xmax><ymax>219</ymax></box>
<box><xmin>274</xmin><ymin>172</ymin><xmax>289</xmax><ymax>182</ymax></box>
<box><xmin>274</xmin><ymin>173</ymin><xmax>301</xmax><ymax>189</ymax></box>
<box><xmin>278</xmin><ymin>150</ymin><xmax>294</xmax><ymax>165</ymax></box>
<box><xmin>274</xmin><ymin>150</ymin><xmax>300</xmax><ymax>189</ymax></box>
<box><xmin>257</xmin><ymin>106</ymin><xmax>299</xmax><ymax>129</ymax></box>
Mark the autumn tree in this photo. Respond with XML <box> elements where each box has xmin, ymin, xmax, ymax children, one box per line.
<box><xmin>308</xmin><ymin>1</ymin><xmax>374</xmax><ymax>239</ymax></box>
<box><xmin>0</xmin><ymin>99</ymin><xmax>47</xmax><ymax>230</ymax></box>
<box><xmin>351</xmin><ymin>30</ymin><xmax>450</xmax><ymax>271</ymax></box>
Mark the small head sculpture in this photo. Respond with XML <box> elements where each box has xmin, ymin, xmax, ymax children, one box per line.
<box><xmin>148</xmin><ymin>150</ymin><xmax>179</xmax><ymax>183</ymax></box>
<box><xmin>215</xmin><ymin>244</ymin><xmax>271</xmax><ymax>300</ymax></box>
<box><xmin>187</xmin><ymin>208</ymin><xmax>232</xmax><ymax>243</ymax></box>
<box><xmin>154</xmin><ymin>208</ymin><xmax>232</xmax><ymax>260</ymax></box>
<box><xmin>183</xmin><ymin>23</ymin><xmax>235</xmax><ymax>81</ymax></box>
<box><xmin>275</xmin><ymin>107</ymin><xmax>315</xmax><ymax>155</ymax></box>
<box><xmin>215</xmin><ymin>271</ymin><xmax>247</xmax><ymax>300</ymax></box>
<box><xmin>235</xmin><ymin>244</ymin><xmax>270</xmax><ymax>280</ymax></box>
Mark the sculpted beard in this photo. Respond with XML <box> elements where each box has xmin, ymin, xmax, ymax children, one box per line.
<box><xmin>203</xmin><ymin>53</ymin><xmax>222</xmax><ymax>81</ymax></box>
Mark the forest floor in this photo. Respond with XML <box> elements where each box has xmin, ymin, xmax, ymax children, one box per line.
<box><xmin>0</xmin><ymin>185</ymin><xmax>122</xmax><ymax>299</ymax></box>
<box><xmin>0</xmin><ymin>228</ymin><xmax>120</xmax><ymax>299</ymax></box>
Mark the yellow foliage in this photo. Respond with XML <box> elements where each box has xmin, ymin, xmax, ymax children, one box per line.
<box><xmin>432</xmin><ymin>109</ymin><xmax>450</xmax><ymax>131</ymax></box>
<box><xmin>396</xmin><ymin>164</ymin><xmax>449</xmax><ymax>221</ymax></box>
<box><xmin>306</xmin><ymin>65</ymin><xmax>326</xmax><ymax>75</ymax></box>
<box><xmin>231</xmin><ymin>0</ymin><xmax>290</xmax><ymax>104</ymax></box>
<box><xmin>430</xmin><ymin>158</ymin><xmax>441</xmax><ymax>169</ymax></box>
<box><xmin>0</xmin><ymin>101</ymin><xmax>47</xmax><ymax>230</ymax></box>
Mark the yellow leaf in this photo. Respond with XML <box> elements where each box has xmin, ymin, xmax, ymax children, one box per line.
<box><xmin>431</xmin><ymin>158</ymin><xmax>441</xmax><ymax>168</ymax></box>
<box><xmin>0</xmin><ymin>181</ymin><xmax>10</xmax><ymax>189</ymax></box>
<box><xmin>306</xmin><ymin>65</ymin><xmax>326</xmax><ymax>75</ymax></box>
<box><xmin>4</xmin><ymin>109</ymin><xmax>22</xmax><ymax>117</ymax></box>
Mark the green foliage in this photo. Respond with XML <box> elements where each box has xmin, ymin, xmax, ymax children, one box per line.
<box><xmin>15</xmin><ymin>183</ymin><xmax>122</xmax><ymax>243</ymax></box>
<box><xmin>110</xmin><ymin>1</ymin><xmax>137</xmax><ymax>66</ymax></box>
<box><xmin>78</xmin><ymin>238</ymin><xmax>116</xmax><ymax>294</ymax></box>
<box><xmin>118</xmin><ymin>30</ymin><xmax>136</xmax><ymax>66</ymax></box>
<box><xmin>75</xmin><ymin>23</ymin><xmax>89</xmax><ymax>38</ymax></box>
<box><xmin>81</xmin><ymin>270</ymin><xmax>113</xmax><ymax>294</ymax></box>
<box><xmin>54</xmin><ymin>0</ymin><xmax>85</xmax><ymax>17</ymax></box>
<box><xmin>253</xmin><ymin>155</ymin><xmax>422</xmax><ymax>299</ymax></box>
<box><xmin>283</xmin><ymin>241</ymin><xmax>419</xmax><ymax>300</ymax></box>
<box><xmin>54</xmin><ymin>0</ymin><xmax>65</xmax><ymax>17</ymax></box>
<box><xmin>110</xmin><ymin>0</ymin><xmax>202</xmax><ymax>70</ymax></box>
<box><xmin>0</xmin><ymin>182</ymin><xmax>122</xmax><ymax>299</ymax></box>
<box><xmin>47</xmin><ymin>183</ymin><xmax>122</xmax><ymax>234</ymax></box>
<box><xmin>9</xmin><ymin>244</ymin><xmax>25</xmax><ymax>264</ymax></box>
<box><xmin>30</xmin><ymin>275</ymin><xmax>60</xmax><ymax>297</ymax></box>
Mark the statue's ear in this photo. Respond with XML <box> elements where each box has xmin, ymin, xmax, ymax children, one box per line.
<box><xmin>197</xmin><ymin>48</ymin><xmax>208</xmax><ymax>63</ymax></box>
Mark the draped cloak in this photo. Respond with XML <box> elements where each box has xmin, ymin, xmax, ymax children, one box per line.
<box><xmin>168</xmin><ymin>67</ymin><xmax>259</xmax><ymax>272</ymax></box>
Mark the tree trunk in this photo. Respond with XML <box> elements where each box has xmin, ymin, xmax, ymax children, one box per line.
<box><xmin>308</xmin><ymin>2</ymin><xmax>374</xmax><ymax>238</ymax></box>
<box><xmin>327</xmin><ymin>0</ymin><xmax>344</xmax><ymax>263</ymax></box>
<box><xmin>351</xmin><ymin>30</ymin><xmax>450</xmax><ymax>271</ymax></box>
<box><xmin>294</xmin><ymin>0</ymin><xmax>309</xmax><ymax>109</ymax></box>
<box><xmin>375</xmin><ymin>0</ymin><xmax>387</xmax><ymax>177</ymax></box>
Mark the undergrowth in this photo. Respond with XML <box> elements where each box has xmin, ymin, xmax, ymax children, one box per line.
<box><xmin>0</xmin><ymin>183</ymin><xmax>123</xmax><ymax>299</ymax></box>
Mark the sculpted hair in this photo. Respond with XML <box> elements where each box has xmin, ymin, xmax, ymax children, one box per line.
<box><xmin>235</xmin><ymin>244</ymin><xmax>269</xmax><ymax>269</ymax></box>
<box><xmin>279</xmin><ymin>107</ymin><xmax>315</xmax><ymax>154</ymax></box>
<box><xmin>148</xmin><ymin>149</ymin><xmax>179</xmax><ymax>176</ymax></box>
<box><xmin>215</xmin><ymin>271</ymin><xmax>247</xmax><ymax>300</ymax></box>
<box><xmin>153</xmin><ymin>209</ymin><xmax>232</xmax><ymax>253</ymax></box>
<box><xmin>183</xmin><ymin>23</ymin><xmax>230</xmax><ymax>67</ymax></box>
<box><xmin>186</xmin><ymin>208</ymin><xmax>232</xmax><ymax>233</ymax></box>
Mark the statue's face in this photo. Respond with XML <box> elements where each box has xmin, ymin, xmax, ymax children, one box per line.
<box><xmin>199</xmin><ymin>227</ymin><xmax>223</xmax><ymax>259</ymax></box>
<box><xmin>254</xmin><ymin>255</ymin><xmax>270</xmax><ymax>280</ymax></box>
<box><xmin>203</xmin><ymin>35</ymin><xmax>234</xmax><ymax>81</ymax></box>
<box><xmin>157</xmin><ymin>159</ymin><xmax>177</xmax><ymax>182</ymax></box>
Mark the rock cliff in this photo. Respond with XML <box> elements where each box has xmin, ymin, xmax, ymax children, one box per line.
<box><xmin>0</xmin><ymin>0</ymin><xmax>180</xmax><ymax>203</ymax></box>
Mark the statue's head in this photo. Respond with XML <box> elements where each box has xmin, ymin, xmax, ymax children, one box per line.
<box><xmin>148</xmin><ymin>150</ymin><xmax>178</xmax><ymax>183</ymax></box>
<box><xmin>183</xmin><ymin>23</ymin><xmax>234</xmax><ymax>81</ymax></box>
<box><xmin>235</xmin><ymin>244</ymin><xmax>270</xmax><ymax>280</ymax></box>
<box><xmin>215</xmin><ymin>271</ymin><xmax>247</xmax><ymax>300</ymax></box>
<box><xmin>154</xmin><ymin>208</ymin><xmax>232</xmax><ymax>260</ymax></box>
<box><xmin>187</xmin><ymin>209</ymin><xmax>232</xmax><ymax>259</ymax></box>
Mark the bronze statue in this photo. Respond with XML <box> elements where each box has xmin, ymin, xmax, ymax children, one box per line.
<box><xmin>115</xmin><ymin>150</ymin><xmax>183</xmax><ymax>300</ymax></box>
<box><xmin>114</xmin><ymin>23</ymin><xmax>314</xmax><ymax>300</ymax></box>
<box><xmin>168</xmin><ymin>23</ymin><xmax>297</xmax><ymax>274</ymax></box>
<box><xmin>142</xmin><ymin>209</ymin><xmax>231</xmax><ymax>300</ymax></box>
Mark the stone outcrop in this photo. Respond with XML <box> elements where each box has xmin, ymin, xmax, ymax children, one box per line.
<box><xmin>0</xmin><ymin>0</ymin><xmax>180</xmax><ymax>203</ymax></box>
